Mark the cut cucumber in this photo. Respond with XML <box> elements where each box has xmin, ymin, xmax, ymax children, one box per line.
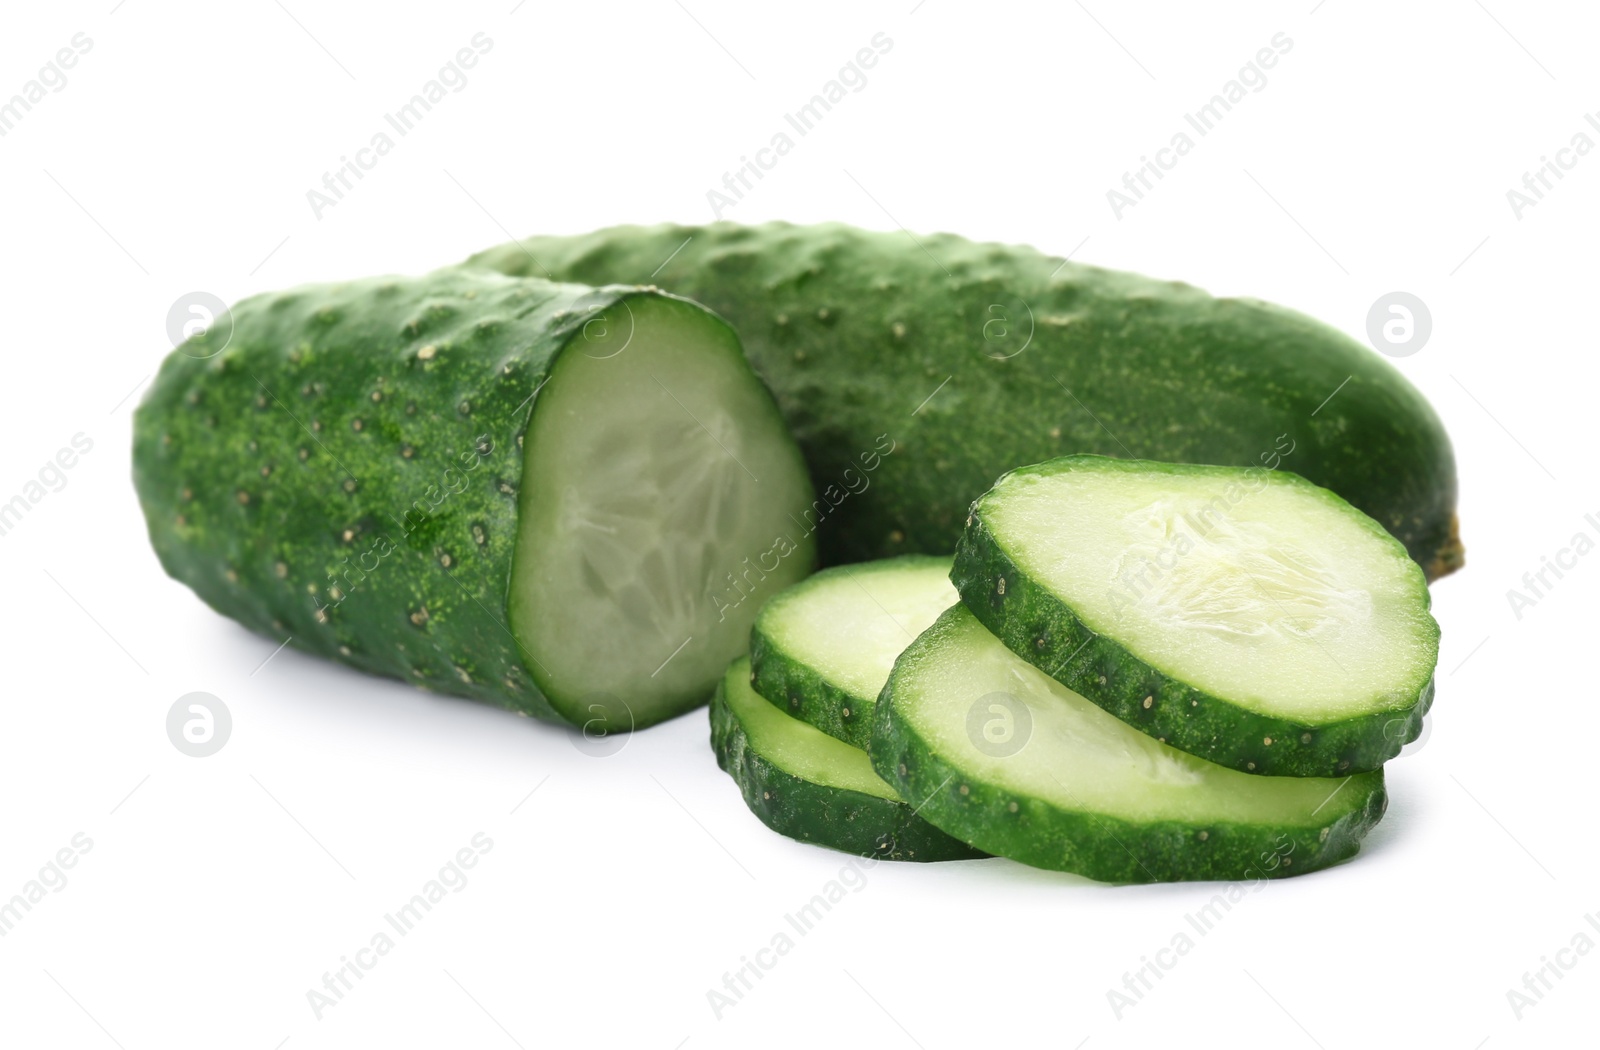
<box><xmin>869</xmin><ymin>606</ymin><xmax>1387</xmax><ymax>882</ymax></box>
<box><xmin>712</xmin><ymin>658</ymin><xmax>984</xmax><ymax>862</ymax></box>
<box><xmin>464</xmin><ymin>222</ymin><xmax>1463</xmax><ymax>580</ymax></box>
<box><xmin>749</xmin><ymin>555</ymin><xmax>957</xmax><ymax>748</ymax></box>
<box><xmin>953</xmin><ymin>455</ymin><xmax>1439</xmax><ymax>776</ymax></box>
<box><xmin>134</xmin><ymin>271</ymin><xmax>815</xmax><ymax>730</ymax></box>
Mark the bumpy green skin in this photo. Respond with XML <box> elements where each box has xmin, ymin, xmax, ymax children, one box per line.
<box><xmin>952</xmin><ymin>456</ymin><xmax>1437</xmax><ymax>777</ymax></box>
<box><xmin>133</xmin><ymin>271</ymin><xmax>700</xmax><ymax>725</ymax></box>
<box><xmin>868</xmin><ymin>611</ymin><xmax>1388</xmax><ymax>883</ymax></box>
<box><xmin>465</xmin><ymin>223</ymin><xmax>1462</xmax><ymax>580</ymax></box>
<box><xmin>748</xmin><ymin>554</ymin><xmax>949</xmax><ymax>750</ymax></box>
<box><xmin>711</xmin><ymin>675</ymin><xmax>984</xmax><ymax>863</ymax></box>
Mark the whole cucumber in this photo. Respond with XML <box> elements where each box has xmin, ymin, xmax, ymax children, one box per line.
<box><xmin>466</xmin><ymin>223</ymin><xmax>1462</xmax><ymax>579</ymax></box>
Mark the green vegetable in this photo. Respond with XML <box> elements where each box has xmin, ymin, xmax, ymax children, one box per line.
<box><xmin>464</xmin><ymin>222</ymin><xmax>1463</xmax><ymax>580</ymax></box>
<box><xmin>712</xmin><ymin>658</ymin><xmax>983</xmax><ymax>861</ymax></box>
<box><xmin>133</xmin><ymin>271</ymin><xmax>815</xmax><ymax>730</ymax></box>
<box><xmin>869</xmin><ymin>605</ymin><xmax>1387</xmax><ymax>882</ymax></box>
<box><xmin>749</xmin><ymin>554</ymin><xmax>956</xmax><ymax>749</ymax></box>
<box><xmin>953</xmin><ymin>455</ymin><xmax>1439</xmax><ymax>776</ymax></box>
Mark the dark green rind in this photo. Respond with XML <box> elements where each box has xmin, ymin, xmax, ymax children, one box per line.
<box><xmin>952</xmin><ymin>455</ymin><xmax>1438</xmax><ymax>777</ymax></box>
<box><xmin>464</xmin><ymin>222</ymin><xmax>1462</xmax><ymax>580</ymax></box>
<box><xmin>134</xmin><ymin>271</ymin><xmax>722</xmax><ymax>726</ymax></box>
<box><xmin>748</xmin><ymin>554</ymin><xmax>951</xmax><ymax>750</ymax></box>
<box><xmin>711</xmin><ymin>668</ymin><xmax>984</xmax><ymax>863</ymax></box>
<box><xmin>868</xmin><ymin>610</ymin><xmax>1388</xmax><ymax>883</ymax></box>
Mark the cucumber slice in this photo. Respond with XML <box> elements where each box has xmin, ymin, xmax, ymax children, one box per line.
<box><xmin>134</xmin><ymin>272</ymin><xmax>815</xmax><ymax>730</ymax></box>
<box><xmin>953</xmin><ymin>455</ymin><xmax>1439</xmax><ymax>776</ymax></box>
<box><xmin>712</xmin><ymin>658</ymin><xmax>984</xmax><ymax>862</ymax></box>
<box><xmin>869</xmin><ymin>606</ymin><xmax>1387</xmax><ymax>882</ymax></box>
<box><xmin>749</xmin><ymin>555</ymin><xmax>958</xmax><ymax>748</ymax></box>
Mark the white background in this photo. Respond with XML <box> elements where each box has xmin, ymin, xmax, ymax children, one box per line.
<box><xmin>1</xmin><ymin>1</ymin><xmax>1594</xmax><ymax>1047</ymax></box>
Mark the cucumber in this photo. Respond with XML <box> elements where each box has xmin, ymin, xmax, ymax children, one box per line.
<box><xmin>869</xmin><ymin>606</ymin><xmax>1387</xmax><ymax>882</ymax></box>
<box><xmin>711</xmin><ymin>658</ymin><xmax>983</xmax><ymax>862</ymax></box>
<box><xmin>133</xmin><ymin>271</ymin><xmax>815</xmax><ymax>730</ymax></box>
<box><xmin>463</xmin><ymin>222</ymin><xmax>1463</xmax><ymax>580</ymax></box>
<box><xmin>749</xmin><ymin>555</ymin><xmax>957</xmax><ymax>749</ymax></box>
<box><xmin>953</xmin><ymin>455</ymin><xmax>1440</xmax><ymax>777</ymax></box>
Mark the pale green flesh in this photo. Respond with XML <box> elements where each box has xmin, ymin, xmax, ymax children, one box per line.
<box><xmin>724</xmin><ymin>659</ymin><xmax>900</xmax><ymax>801</ymax></box>
<box><xmin>898</xmin><ymin>608</ymin><xmax>1370</xmax><ymax>825</ymax></box>
<box><xmin>761</xmin><ymin>556</ymin><xmax>958</xmax><ymax>706</ymax></box>
<box><xmin>511</xmin><ymin>297</ymin><xmax>815</xmax><ymax>724</ymax></box>
<box><xmin>984</xmin><ymin>465</ymin><xmax>1437</xmax><ymax>721</ymax></box>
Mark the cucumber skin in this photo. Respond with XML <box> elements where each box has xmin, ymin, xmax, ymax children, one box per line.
<box><xmin>748</xmin><ymin>554</ymin><xmax>950</xmax><ymax>750</ymax></box>
<box><xmin>748</xmin><ymin>627</ymin><xmax>873</xmax><ymax>751</ymax></box>
<box><xmin>952</xmin><ymin>456</ymin><xmax>1437</xmax><ymax>777</ymax></box>
<box><xmin>134</xmin><ymin>271</ymin><xmax>684</xmax><ymax>725</ymax></box>
<box><xmin>867</xmin><ymin>614</ymin><xmax>1389</xmax><ymax>883</ymax></box>
<box><xmin>710</xmin><ymin>673</ymin><xmax>985</xmax><ymax>863</ymax></box>
<box><xmin>464</xmin><ymin>222</ymin><xmax>1462</xmax><ymax>581</ymax></box>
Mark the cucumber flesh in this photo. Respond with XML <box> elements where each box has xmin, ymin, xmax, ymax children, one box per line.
<box><xmin>954</xmin><ymin>456</ymin><xmax>1438</xmax><ymax>775</ymax></box>
<box><xmin>711</xmin><ymin>658</ymin><xmax>984</xmax><ymax>861</ymax></box>
<box><xmin>512</xmin><ymin>295</ymin><xmax>814</xmax><ymax>729</ymax></box>
<box><xmin>869</xmin><ymin>606</ymin><xmax>1386</xmax><ymax>882</ymax></box>
<box><xmin>749</xmin><ymin>555</ymin><xmax>957</xmax><ymax>748</ymax></box>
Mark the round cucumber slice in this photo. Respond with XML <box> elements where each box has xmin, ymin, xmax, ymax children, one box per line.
<box><xmin>869</xmin><ymin>606</ymin><xmax>1387</xmax><ymax>882</ymax></box>
<box><xmin>749</xmin><ymin>555</ymin><xmax>958</xmax><ymax>748</ymax></box>
<box><xmin>952</xmin><ymin>455</ymin><xmax>1439</xmax><ymax>776</ymax></box>
<box><xmin>511</xmin><ymin>294</ymin><xmax>815</xmax><ymax>730</ymax></box>
<box><xmin>712</xmin><ymin>658</ymin><xmax>984</xmax><ymax>862</ymax></box>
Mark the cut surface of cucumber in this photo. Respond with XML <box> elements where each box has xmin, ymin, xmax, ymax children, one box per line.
<box><xmin>869</xmin><ymin>606</ymin><xmax>1385</xmax><ymax>882</ymax></box>
<box><xmin>749</xmin><ymin>555</ymin><xmax>958</xmax><ymax>748</ymax></box>
<box><xmin>712</xmin><ymin>659</ymin><xmax>984</xmax><ymax>861</ymax></box>
<box><xmin>511</xmin><ymin>294</ymin><xmax>815</xmax><ymax>729</ymax></box>
<box><xmin>953</xmin><ymin>455</ymin><xmax>1438</xmax><ymax>776</ymax></box>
